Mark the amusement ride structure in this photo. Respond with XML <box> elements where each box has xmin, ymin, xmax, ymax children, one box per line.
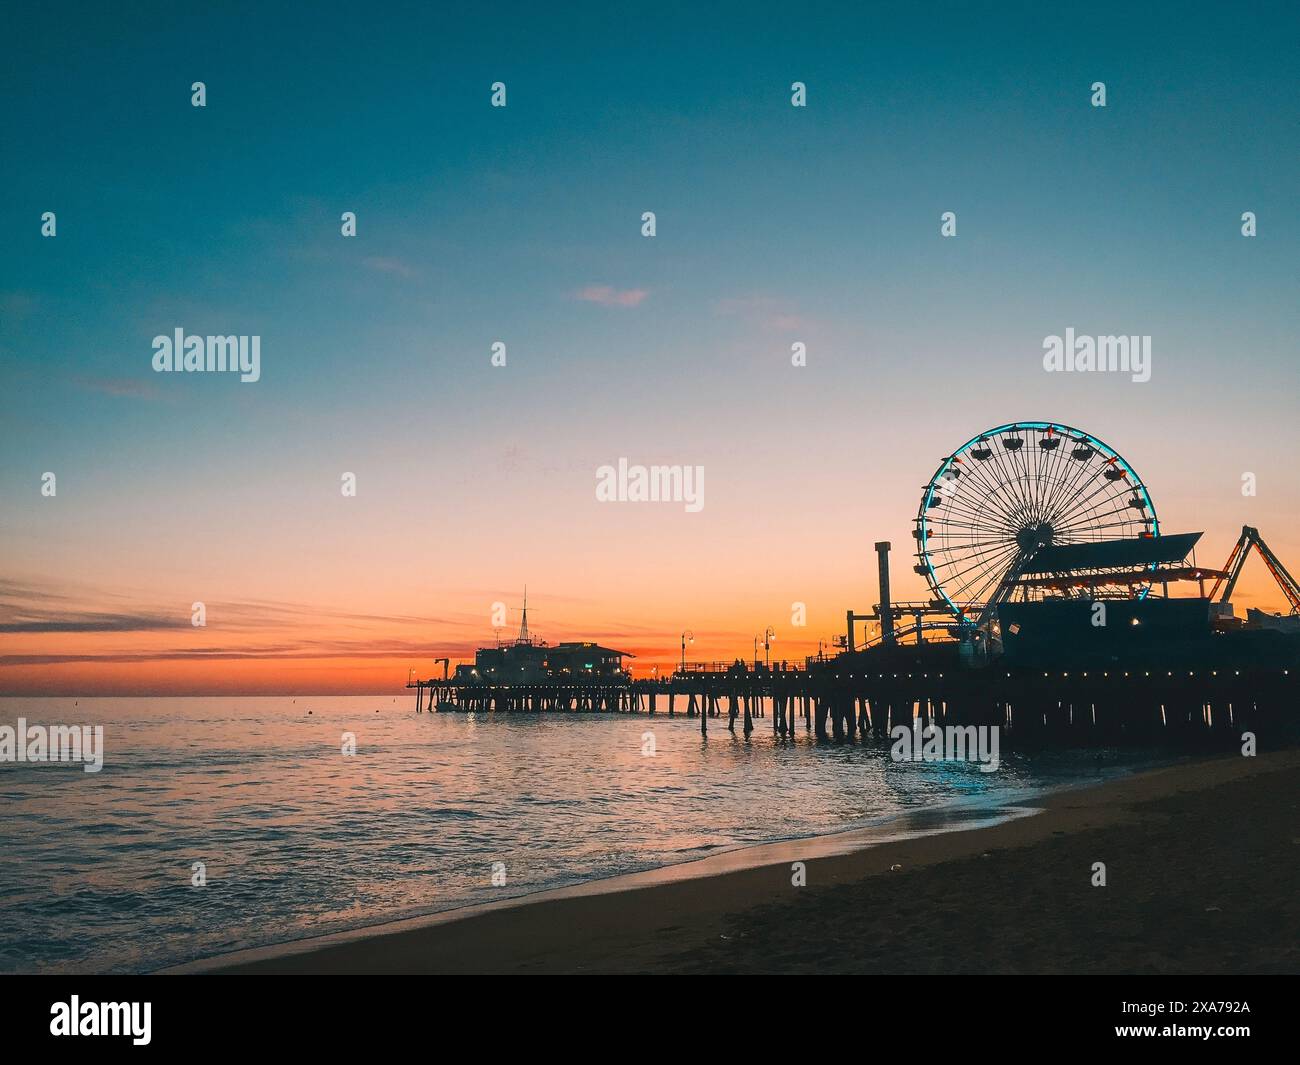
<box><xmin>848</xmin><ymin>421</ymin><xmax>1298</xmax><ymax>659</ymax></box>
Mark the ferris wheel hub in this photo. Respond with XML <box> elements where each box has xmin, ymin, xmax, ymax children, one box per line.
<box><xmin>1017</xmin><ymin>523</ymin><xmax>1055</xmax><ymax>552</ymax></box>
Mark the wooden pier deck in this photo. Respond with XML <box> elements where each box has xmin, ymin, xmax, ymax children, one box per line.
<box><xmin>408</xmin><ymin>664</ymin><xmax>1298</xmax><ymax>746</ymax></box>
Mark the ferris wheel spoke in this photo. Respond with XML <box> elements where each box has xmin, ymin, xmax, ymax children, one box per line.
<box><xmin>1038</xmin><ymin>434</ymin><xmax>1074</xmax><ymax>519</ymax></box>
<box><xmin>935</xmin><ymin>540</ymin><xmax>1023</xmax><ymax>604</ymax></box>
<box><xmin>954</xmin><ymin>453</ymin><xmax>1018</xmax><ymax>522</ymax></box>
<box><xmin>930</xmin><ymin>533</ymin><xmax>1018</xmax><ymax>575</ymax></box>
<box><xmin>1052</xmin><ymin>499</ymin><xmax>1137</xmax><ymax>541</ymax></box>
<box><xmin>952</xmin><ymin>510</ymin><xmax>1022</xmax><ymax>543</ymax></box>
<box><xmin>1051</xmin><ymin>476</ymin><xmax>1124</xmax><ymax>524</ymax></box>
<box><xmin>1052</xmin><ymin>475</ymin><xmax>1146</xmax><ymax>535</ymax></box>
<box><xmin>930</xmin><ymin>490</ymin><xmax>1022</xmax><ymax>534</ymax></box>
<box><xmin>1038</xmin><ymin>426</ymin><xmax>1076</xmax><ymax>515</ymax></box>
<box><xmin>1013</xmin><ymin>440</ymin><xmax>1040</xmax><ymax>519</ymax></box>
<box><xmin>956</xmin><ymin>437</ymin><xmax>1034</xmax><ymax>525</ymax></box>
<box><xmin>932</xmin><ymin>541</ymin><xmax>1021</xmax><ymax>575</ymax></box>
<box><xmin>946</xmin><ymin>457</ymin><xmax>1031</xmax><ymax>532</ymax></box>
<box><xmin>1059</xmin><ymin>513</ymin><xmax>1147</xmax><ymax>536</ymax></box>
<box><xmin>1012</xmin><ymin>442</ymin><xmax>1054</xmax><ymax>526</ymax></box>
<box><xmin>1049</xmin><ymin>471</ymin><xmax>1118</xmax><ymax>530</ymax></box>
<box><xmin>1037</xmin><ymin>442</ymin><xmax>1102</xmax><ymax>526</ymax></box>
<box><xmin>1014</xmin><ymin>434</ymin><xmax>1049</xmax><ymax>519</ymax></box>
<box><xmin>984</xmin><ymin>433</ymin><xmax>1038</xmax><ymax>520</ymax></box>
<box><xmin>926</xmin><ymin>532</ymin><xmax>1022</xmax><ymax>555</ymax></box>
<box><xmin>957</xmin><ymin>546</ymin><xmax>1025</xmax><ymax>606</ymax></box>
<box><xmin>927</xmin><ymin>520</ymin><xmax>1020</xmax><ymax>548</ymax></box>
<box><xmin>984</xmin><ymin>431</ymin><xmax>1035</xmax><ymax>515</ymax></box>
<box><xmin>1052</xmin><ymin>512</ymin><xmax>1148</xmax><ymax>541</ymax></box>
<box><xmin>1044</xmin><ymin>434</ymin><xmax>1112</xmax><ymax>517</ymax></box>
<box><xmin>1033</xmin><ymin>433</ymin><xmax>1061</xmax><ymax>512</ymax></box>
<box><xmin>1053</xmin><ymin>482</ymin><xmax>1147</xmax><ymax>531</ymax></box>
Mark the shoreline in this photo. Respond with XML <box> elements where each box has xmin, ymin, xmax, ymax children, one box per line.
<box><xmin>172</xmin><ymin>748</ymin><xmax>1299</xmax><ymax>974</ymax></box>
<box><xmin>165</xmin><ymin>798</ymin><xmax>1046</xmax><ymax>974</ymax></box>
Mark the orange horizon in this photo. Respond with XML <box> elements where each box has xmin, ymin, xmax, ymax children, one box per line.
<box><xmin>2</xmin><ymin>568</ymin><xmax>1293</xmax><ymax>697</ymax></box>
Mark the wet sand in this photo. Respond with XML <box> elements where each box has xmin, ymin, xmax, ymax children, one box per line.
<box><xmin>183</xmin><ymin>748</ymin><xmax>1299</xmax><ymax>975</ymax></box>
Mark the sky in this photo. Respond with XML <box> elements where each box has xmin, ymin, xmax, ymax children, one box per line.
<box><xmin>2</xmin><ymin>1</ymin><xmax>1298</xmax><ymax>694</ymax></box>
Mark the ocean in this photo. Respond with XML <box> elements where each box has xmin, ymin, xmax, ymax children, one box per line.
<box><xmin>0</xmin><ymin>696</ymin><xmax>1164</xmax><ymax>973</ymax></box>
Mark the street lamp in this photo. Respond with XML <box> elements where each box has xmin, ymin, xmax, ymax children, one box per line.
<box><xmin>681</xmin><ymin>630</ymin><xmax>694</xmax><ymax>674</ymax></box>
<box><xmin>764</xmin><ymin>626</ymin><xmax>776</xmax><ymax>669</ymax></box>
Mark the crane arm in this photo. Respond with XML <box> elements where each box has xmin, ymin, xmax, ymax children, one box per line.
<box><xmin>1251</xmin><ymin>531</ymin><xmax>1300</xmax><ymax>614</ymax></box>
<box><xmin>1210</xmin><ymin>526</ymin><xmax>1300</xmax><ymax>615</ymax></box>
<box><xmin>1211</xmin><ymin>526</ymin><xmax>1252</xmax><ymax>604</ymax></box>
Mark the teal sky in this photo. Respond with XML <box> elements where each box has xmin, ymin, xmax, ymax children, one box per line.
<box><xmin>1</xmin><ymin>1</ymin><xmax>1298</xmax><ymax>691</ymax></box>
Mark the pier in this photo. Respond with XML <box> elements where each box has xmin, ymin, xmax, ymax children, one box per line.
<box><xmin>409</xmin><ymin>663</ymin><xmax>1298</xmax><ymax>747</ymax></box>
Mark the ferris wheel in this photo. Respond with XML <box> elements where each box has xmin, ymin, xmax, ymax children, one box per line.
<box><xmin>914</xmin><ymin>422</ymin><xmax>1158</xmax><ymax>620</ymax></box>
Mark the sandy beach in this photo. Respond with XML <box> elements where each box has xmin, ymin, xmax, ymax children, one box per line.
<box><xmin>178</xmin><ymin>747</ymin><xmax>1299</xmax><ymax>975</ymax></box>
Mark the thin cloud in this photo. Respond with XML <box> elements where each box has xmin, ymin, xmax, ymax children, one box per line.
<box><xmin>0</xmin><ymin>613</ymin><xmax>188</xmax><ymax>634</ymax></box>
<box><xmin>0</xmin><ymin>640</ymin><xmax>462</xmax><ymax>665</ymax></box>
<box><xmin>0</xmin><ymin>579</ymin><xmax>468</xmax><ymax>635</ymax></box>
<box><xmin>714</xmin><ymin>293</ymin><xmax>808</xmax><ymax>331</ymax></box>
<box><xmin>361</xmin><ymin>256</ymin><xmax>415</xmax><ymax>278</ymax></box>
<box><xmin>73</xmin><ymin>376</ymin><xmax>162</xmax><ymax>401</ymax></box>
<box><xmin>0</xmin><ymin>576</ymin><xmax>491</xmax><ymax>654</ymax></box>
<box><xmin>571</xmin><ymin>285</ymin><xmax>649</xmax><ymax>308</ymax></box>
